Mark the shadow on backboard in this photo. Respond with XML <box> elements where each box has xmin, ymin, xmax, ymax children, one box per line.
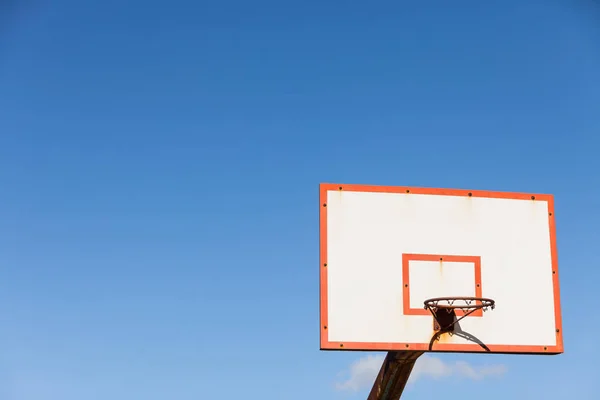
<box><xmin>428</xmin><ymin>317</ymin><xmax>491</xmax><ymax>352</ymax></box>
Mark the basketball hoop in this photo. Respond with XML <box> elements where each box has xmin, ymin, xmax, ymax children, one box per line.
<box><xmin>424</xmin><ymin>297</ymin><xmax>495</xmax><ymax>332</ymax></box>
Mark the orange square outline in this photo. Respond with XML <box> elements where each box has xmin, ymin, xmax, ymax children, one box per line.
<box><xmin>319</xmin><ymin>183</ymin><xmax>563</xmax><ymax>355</ymax></box>
<box><xmin>402</xmin><ymin>253</ymin><xmax>483</xmax><ymax>317</ymax></box>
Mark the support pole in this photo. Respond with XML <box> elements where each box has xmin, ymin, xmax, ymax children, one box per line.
<box><xmin>366</xmin><ymin>351</ymin><xmax>423</xmax><ymax>400</ymax></box>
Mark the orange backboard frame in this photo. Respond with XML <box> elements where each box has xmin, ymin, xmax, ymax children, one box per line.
<box><xmin>319</xmin><ymin>183</ymin><xmax>563</xmax><ymax>354</ymax></box>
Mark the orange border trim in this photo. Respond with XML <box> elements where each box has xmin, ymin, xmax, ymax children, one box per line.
<box><xmin>402</xmin><ymin>254</ymin><xmax>482</xmax><ymax>317</ymax></box>
<box><xmin>319</xmin><ymin>183</ymin><xmax>563</xmax><ymax>355</ymax></box>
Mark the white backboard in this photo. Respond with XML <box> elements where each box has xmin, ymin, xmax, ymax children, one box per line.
<box><xmin>319</xmin><ymin>184</ymin><xmax>563</xmax><ymax>354</ymax></box>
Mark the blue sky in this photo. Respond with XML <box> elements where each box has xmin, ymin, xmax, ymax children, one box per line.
<box><xmin>1</xmin><ymin>1</ymin><xmax>599</xmax><ymax>399</ymax></box>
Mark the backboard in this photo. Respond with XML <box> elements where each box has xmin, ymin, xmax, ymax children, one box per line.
<box><xmin>319</xmin><ymin>183</ymin><xmax>563</xmax><ymax>354</ymax></box>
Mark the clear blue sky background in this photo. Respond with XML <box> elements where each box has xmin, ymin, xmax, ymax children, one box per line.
<box><xmin>1</xmin><ymin>1</ymin><xmax>599</xmax><ymax>399</ymax></box>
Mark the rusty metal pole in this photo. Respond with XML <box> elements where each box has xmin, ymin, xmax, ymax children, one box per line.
<box><xmin>366</xmin><ymin>351</ymin><xmax>423</xmax><ymax>400</ymax></box>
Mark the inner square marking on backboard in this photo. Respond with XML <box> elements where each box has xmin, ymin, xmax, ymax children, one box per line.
<box><xmin>402</xmin><ymin>253</ymin><xmax>483</xmax><ymax>317</ymax></box>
